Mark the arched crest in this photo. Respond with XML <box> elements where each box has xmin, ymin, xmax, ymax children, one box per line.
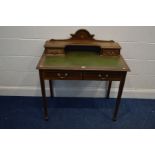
<box><xmin>70</xmin><ymin>29</ymin><xmax>95</xmax><ymax>40</ymax></box>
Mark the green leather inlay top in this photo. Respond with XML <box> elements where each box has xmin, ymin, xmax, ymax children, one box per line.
<box><xmin>43</xmin><ymin>51</ymin><xmax>125</xmax><ymax>69</ymax></box>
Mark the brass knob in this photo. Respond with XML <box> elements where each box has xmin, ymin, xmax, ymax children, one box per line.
<box><xmin>105</xmin><ymin>74</ymin><xmax>109</xmax><ymax>77</ymax></box>
<box><xmin>57</xmin><ymin>73</ymin><xmax>61</xmax><ymax>76</ymax></box>
<box><xmin>98</xmin><ymin>74</ymin><xmax>102</xmax><ymax>78</ymax></box>
<box><xmin>64</xmin><ymin>73</ymin><xmax>68</xmax><ymax>76</ymax></box>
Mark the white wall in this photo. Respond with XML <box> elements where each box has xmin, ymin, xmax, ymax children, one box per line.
<box><xmin>0</xmin><ymin>26</ymin><xmax>155</xmax><ymax>98</ymax></box>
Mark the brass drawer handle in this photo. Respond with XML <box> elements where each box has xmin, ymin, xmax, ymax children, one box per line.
<box><xmin>98</xmin><ymin>74</ymin><xmax>109</xmax><ymax>78</ymax></box>
<box><xmin>57</xmin><ymin>73</ymin><xmax>69</xmax><ymax>79</ymax></box>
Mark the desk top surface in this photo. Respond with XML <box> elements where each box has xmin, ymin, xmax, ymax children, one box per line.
<box><xmin>37</xmin><ymin>51</ymin><xmax>130</xmax><ymax>71</ymax></box>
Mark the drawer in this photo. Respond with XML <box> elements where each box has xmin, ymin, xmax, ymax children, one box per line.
<box><xmin>46</xmin><ymin>48</ymin><xmax>64</xmax><ymax>55</ymax></box>
<box><xmin>101</xmin><ymin>49</ymin><xmax>120</xmax><ymax>56</ymax></box>
<box><xmin>83</xmin><ymin>71</ymin><xmax>122</xmax><ymax>81</ymax></box>
<box><xmin>43</xmin><ymin>70</ymin><xmax>82</xmax><ymax>80</ymax></box>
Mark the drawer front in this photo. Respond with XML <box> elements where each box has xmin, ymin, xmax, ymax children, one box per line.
<box><xmin>43</xmin><ymin>71</ymin><xmax>82</xmax><ymax>80</ymax></box>
<box><xmin>46</xmin><ymin>48</ymin><xmax>64</xmax><ymax>55</ymax></box>
<box><xmin>83</xmin><ymin>71</ymin><xmax>122</xmax><ymax>81</ymax></box>
<box><xmin>101</xmin><ymin>49</ymin><xmax>120</xmax><ymax>56</ymax></box>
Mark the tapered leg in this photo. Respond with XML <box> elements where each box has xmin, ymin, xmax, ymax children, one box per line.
<box><xmin>112</xmin><ymin>72</ymin><xmax>127</xmax><ymax>121</ymax></box>
<box><xmin>106</xmin><ymin>81</ymin><xmax>112</xmax><ymax>99</ymax></box>
<box><xmin>39</xmin><ymin>70</ymin><xmax>48</xmax><ymax>120</ymax></box>
<box><xmin>49</xmin><ymin>80</ymin><xmax>54</xmax><ymax>97</ymax></box>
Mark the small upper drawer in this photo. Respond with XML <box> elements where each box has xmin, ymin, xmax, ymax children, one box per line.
<box><xmin>83</xmin><ymin>71</ymin><xmax>122</xmax><ymax>81</ymax></box>
<box><xmin>45</xmin><ymin>48</ymin><xmax>65</xmax><ymax>56</ymax></box>
<box><xmin>43</xmin><ymin>70</ymin><xmax>82</xmax><ymax>80</ymax></box>
<box><xmin>101</xmin><ymin>49</ymin><xmax>120</xmax><ymax>56</ymax></box>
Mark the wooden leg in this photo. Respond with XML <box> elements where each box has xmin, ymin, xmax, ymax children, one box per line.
<box><xmin>39</xmin><ymin>70</ymin><xmax>48</xmax><ymax>120</ymax></box>
<box><xmin>49</xmin><ymin>80</ymin><xmax>54</xmax><ymax>97</ymax></box>
<box><xmin>106</xmin><ymin>81</ymin><xmax>112</xmax><ymax>99</ymax></box>
<box><xmin>112</xmin><ymin>72</ymin><xmax>127</xmax><ymax>121</ymax></box>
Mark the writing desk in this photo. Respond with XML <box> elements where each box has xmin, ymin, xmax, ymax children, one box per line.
<box><xmin>37</xmin><ymin>29</ymin><xmax>130</xmax><ymax>121</ymax></box>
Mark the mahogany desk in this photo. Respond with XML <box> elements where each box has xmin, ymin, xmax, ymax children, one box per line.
<box><xmin>37</xmin><ymin>29</ymin><xmax>130</xmax><ymax>121</ymax></box>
